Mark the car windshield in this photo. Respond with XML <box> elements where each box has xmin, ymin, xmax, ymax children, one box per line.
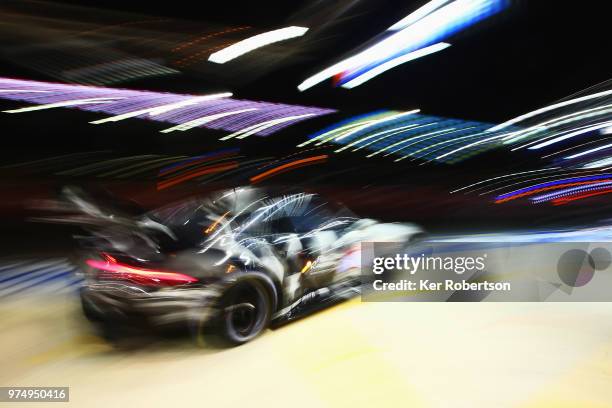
<box><xmin>147</xmin><ymin>189</ymin><xmax>358</xmax><ymax>247</ymax></box>
<box><xmin>237</xmin><ymin>193</ymin><xmax>358</xmax><ymax>236</ymax></box>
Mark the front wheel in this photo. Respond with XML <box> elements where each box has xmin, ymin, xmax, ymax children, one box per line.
<box><xmin>220</xmin><ymin>280</ymin><xmax>272</xmax><ymax>345</ymax></box>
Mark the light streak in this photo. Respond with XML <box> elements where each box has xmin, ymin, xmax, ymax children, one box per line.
<box><xmin>3</xmin><ymin>97</ymin><xmax>122</xmax><ymax>113</ymax></box>
<box><xmin>501</xmin><ymin>104</ymin><xmax>612</xmax><ymax>144</ymax></box>
<box><xmin>387</xmin><ymin>0</ymin><xmax>452</xmax><ymax>30</ymax></box>
<box><xmin>303</xmin><ymin>111</ymin><xmax>420</xmax><ymax>149</ymax></box>
<box><xmin>205</xmin><ymin>211</ymin><xmax>230</xmax><ymax>234</ymax></box>
<box><xmin>100</xmin><ymin>156</ymin><xmax>185</xmax><ymax>178</ymax></box>
<box><xmin>532</xmin><ymin>181</ymin><xmax>612</xmax><ymax>203</ymax></box>
<box><xmin>433</xmin><ymin>133</ymin><xmax>505</xmax><ymax>160</ymax></box>
<box><xmin>396</xmin><ymin>128</ymin><xmax>479</xmax><ymax>160</ymax></box>
<box><xmin>542</xmin><ymin>137</ymin><xmax>612</xmax><ymax>159</ymax></box>
<box><xmin>173</xmin><ymin>26</ymin><xmax>252</xmax><ymax>52</ymax></box>
<box><xmin>159</xmin><ymin>149</ymin><xmax>239</xmax><ymax>176</ymax></box>
<box><xmin>0</xmin><ymin>89</ymin><xmax>50</xmax><ymax>93</ymax></box>
<box><xmin>86</xmin><ymin>259</ymin><xmax>197</xmax><ymax>285</ymax></box>
<box><xmin>582</xmin><ymin>157</ymin><xmax>612</xmax><ymax>169</ymax></box>
<box><xmin>488</xmin><ymin>89</ymin><xmax>612</xmax><ymax>132</ymax></box>
<box><xmin>298</xmin><ymin>0</ymin><xmax>505</xmax><ymax>91</ymax></box>
<box><xmin>371</xmin><ymin>128</ymin><xmax>456</xmax><ymax>158</ymax></box>
<box><xmin>57</xmin><ymin>155</ymin><xmax>158</xmax><ymax>176</ymax></box>
<box><xmin>299</xmin><ymin>112</ymin><xmax>392</xmax><ymax>147</ymax></box>
<box><xmin>321</xmin><ymin>122</ymin><xmax>377</xmax><ymax>145</ymax></box>
<box><xmin>157</xmin><ymin>162</ymin><xmax>239</xmax><ymax>190</ymax></box>
<box><xmin>400</xmin><ymin>128</ymin><xmax>482</xmax><ymax>159</ymax></box>
<box><xmin>552</xmin><ymin>188</ymin><xmax>612</xmax><ymax>205</ymax></box>
<box><xmin>495</xmin><ymin>180</ymin><xmax>611</xmax><ymax>204</ymax></box>
<box><xmin>353</xmin><ymin>125</ymin><xmax>435</xmax><ymax>151</ymax></box>
<box><xmin>317</xmin><ymin>110</ymin><xmax>503</xmax><ymax>163</ymax></box>
<box><xmin>477</xmin><ymin>169</ymin><xmax>605</xmax><ymax>196</ymax></box>
<box><xmin>0</xmin><ymin>77</ymin><xmax>335</xmax><ymax>136</ymax></box>
<box><xmin>90</xmin><ymin>93</ymin><xmax>232</xmax><ymax>124</ymax></box>
<box><xmin>527</xmin><ymin>121</ymin><xmax>612</xmax><ymax>150</ymax></box>
<box><xmin>298</xmin><ymin>121</ymin><xmax>377</xmax><ymax>148</ymax></box>
<box><xmin>220</xmin><ymin>113</ymin><xmax>317</xmax><ymax>141</ymax></box>
<box><xmin>208</xmin><ymin>26</ymin><xmax>309</xmax><ymax>64</ymax></box>
<box><xmin>564</xmin><ymin>142</ymin><xmax>612</xmax><ymax>159</ymax></box>
<box><xmin>450</xmin><ymin>168</ymin><xmax>559</xmax><ymax>194</ymax></box>
<box><xmin>511</xmin><ymin>121</ymin><xmax>612</xmax><ymax>151</ymax></box>
<box><xmin>341</xmin><ymin>43</ymin><xmax>450</xmax><ymax>89</ymax></box>
<box><xmin>335</xmin><ymin>123</ymin><xmax>424</xmax><ymax>152</ymax></box>
<box><xmin>331</xmin><ymin>111</ymin><xmax>421</xmax><ymax>144</ymax></box>
<box><xmin>199</xmin><ymin>196</ymin><xmax>269</xmax><ymax>254</ymax></box>
<box><xmin>160</xmin><ymin>109</ymin><xmax>257</xmax><ymax>133</ymax></box>
<box><xmin>249</xmin><ymin>155</ymin><xmax>328</xmax><ymax>183</ymax></box>
<box><xmin>297</xmin><ymin>54</ymin><xmax>369</xmax><ymax>92</ymax></box>
<box><xmin>494</xmin><ymin>174</ymin><xmax>612</xmax><ymax>203</ymax></box>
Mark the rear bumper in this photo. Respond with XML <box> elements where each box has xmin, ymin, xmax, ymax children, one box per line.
<box><xmin>80</xmin><ymin>283</ymin><xmax>222</xmax><ymax>328</ymax></box>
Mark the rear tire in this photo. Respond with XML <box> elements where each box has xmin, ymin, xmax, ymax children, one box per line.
<box><xmin>219</xmin><ymin>280</ymin><xmax>272</xmax><ymax>345</ymax></box>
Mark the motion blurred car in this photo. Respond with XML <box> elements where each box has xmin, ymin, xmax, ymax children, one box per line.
<box><xmin>57</xmin><ymin>187</ymin><xmax>423</xmax><ymax>345</ymax></box>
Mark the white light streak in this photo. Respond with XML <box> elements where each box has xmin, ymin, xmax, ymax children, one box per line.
<box><xmin>502</xmin><ymin>104</ymin><xmax>612</xmax><ymax>144</ymax></box>
<box><xmin>510</xmin><ymin>122</ymin><xmax>605</xmax><ymax>151</ymax></box>
<box><xmin>527</xmin><ymin>121</ymin><xmax>612</xmax><ymax>150</ymax></box>
<box><xmin>90</xmin><ymin>93</ymin><xmax>232</xmax><ymax>124</ymax></box>
<box><xmin>388</xmin><ymin>128</ymin><xmax>460</xmax><ymax>160</ymax></box>
<box><xmin>487</xmin><ymin>89</ymin><xmax>612</xmax><ymax>132</ymax></box>
<box><xmin>298</xmin><ymin>0</ymin><xmax>496</xmax><ymax>91</ymax></box>
<box><xmin>388</xmin><ymin>0</ymin><xmax>452</xmax><ymax>30</ymax></box>
<box><xmin>0</xmin><ymin>90</ymin><xmax>50</xmax><ymax>93</ymax></box>
<box><xmin>406</xmin><ymin>130</ymin><xmax>489</xmax><ymax>159</ymax></box>
<box><xmin>219</xmin><ymin>113</ymin><xmax>316</xmax><ymax>140</ymax></box>
<box><xmin>433</xmin><ymin>133</ymin><xmax>506</xmax><ymax>160</ymax></box>
<box><xmin>297</xmin><ymin>55</ymin><xmax>368</xmax><ymax>92</ymax></box>
<box><xmin>160</xmin><ymin>108</ymin><xmax>257</xmax><ymax>133</ymax></box>
<box><xmin>3</xmin><ymin>97</ymin><xmax>122</xmax><ymax>113</ymax></box>
<box><xmin>582</xmin><ymin>157</ymin><xmax>612</xmax><ymax>169</ymax></box>
<box><xmin>341</xmin><ymin>43</ymin><xmax>450</xmax><ymax>89</ymax></box>
<box><xmin>334</xmin><ymin>110</ymin><xmax>420</xmax><ymax>142</ymax></box>
<box><xmin>353</xmin><ymin>124</ymin><xmax>435</xmax><ymax>151</ymax></box>
<box><xmin>564</xmin><ymin>142</ymin><xmax>612</xmax><ymax>159</ymax></box>
<box><xmin>450</xmin><ymin>168</ymin><xmax>559</xmax><ymax>194</ymax></box>
<box><xmin>334</xmin><ymin>123</ymin><xmax>420</xmax><ymax>152</ymax></box>
<box><xmin>208</xmin><ymin>26</ymin><xmax>309</xmax><ymax>64</ymax></box>
<box><xmin>302</xmin><ymin>111</ymin><xmax>414</xmax><ymax>147</ymax></box>
<box><xmin>297</xmin><ymin>121</ymin><xmax>376</xmax><ymax>148</ymax></box>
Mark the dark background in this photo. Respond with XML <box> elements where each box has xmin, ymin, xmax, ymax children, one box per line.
<box><xmin>1</xmin><ymin>0</ymin><xmax>609</xmax><ymax>154</ymax></box>
<box><xmin>35</xmin><ymin>0</ymin><xmax>608</xmax><ymax>122</ymax></box>
<box><xmin>0</xmin><ymin>0</ymin><xmax>609</xmax><ymax>248</ymax></box>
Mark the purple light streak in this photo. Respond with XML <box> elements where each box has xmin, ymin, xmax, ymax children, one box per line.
<box><xmin>495</xmin><ymin>174</ymin><xmax>612</xmax><ymax>201</ymax></box>
<box><xmin>531</xmin><ymin>181</ymin><xmax>612</xmax><ymax>203</ymax></box>
<box><xmin>0</xmin><ymin>77</ymin><xmax>335</xmax><ymax>136</ymax></box>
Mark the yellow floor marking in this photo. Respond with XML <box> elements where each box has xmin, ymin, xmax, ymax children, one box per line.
<box><xmin>27</xmin><ymin>333</ymin><xmax>111</xmax><ymax>365</ymax></box>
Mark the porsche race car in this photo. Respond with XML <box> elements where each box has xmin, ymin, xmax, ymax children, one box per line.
<box><xmin>59</xmin><ymin>187</ymin><xmax>423</xmax><ymax>345</ymax></box>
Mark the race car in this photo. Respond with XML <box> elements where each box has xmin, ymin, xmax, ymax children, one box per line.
<box><xmin>59</xmin><ymin>187</ymin><xmax>423</xmax><ymax>345</ymax></box>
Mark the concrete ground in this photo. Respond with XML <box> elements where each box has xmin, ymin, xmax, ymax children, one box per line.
<box><xmin>2</xmin><ymin>294</ymin><xmax>612</xmax><ymax>408</ymax></box>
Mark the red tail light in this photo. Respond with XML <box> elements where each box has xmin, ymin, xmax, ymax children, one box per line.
<box><xmin>86</xmin><ymin>258</ymin><xmax>198</xmax><ymax>287</ymax></box>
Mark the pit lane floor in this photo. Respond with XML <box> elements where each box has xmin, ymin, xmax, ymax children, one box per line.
<box><xmin>2</xmin><ymin>292</ymin><xmax>612</xmax><ymax>407</ymax></box>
